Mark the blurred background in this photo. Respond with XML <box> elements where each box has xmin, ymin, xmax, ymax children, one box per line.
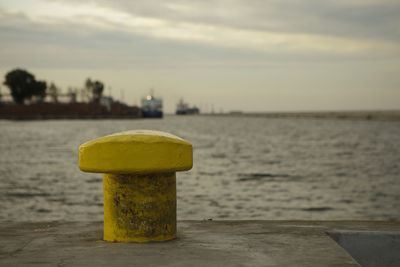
<box><xmin>0</xmin><ymin>0</ymin><xmax>399</xmax><ymax>222</ymax></box>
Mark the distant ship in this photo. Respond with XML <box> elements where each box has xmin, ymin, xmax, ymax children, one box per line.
<box><xmin>141</xmin><ymin>93</ymin><xmax>163</xmax><ymax>118</ymax></box>
<box><xmin>176</xmin><ymin>99</ymin><xmax>200</xmax><ymax>115</ymax></box>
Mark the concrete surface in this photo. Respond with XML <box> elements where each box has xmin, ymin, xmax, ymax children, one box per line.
<box><xmin>0</xmin><ymin>220</ymin><xmax>399</xmax><ymax>266</ymax></box>
<box><xmin>329</xmin><ymin>230</ymin><xmax>400</xmax><ymax>267</ymax></box>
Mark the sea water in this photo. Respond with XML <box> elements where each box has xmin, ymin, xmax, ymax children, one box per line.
<box><xmin>0</xmin><ymin>116</ymin><xmax>399</xmax><ymax>221</ymax></box>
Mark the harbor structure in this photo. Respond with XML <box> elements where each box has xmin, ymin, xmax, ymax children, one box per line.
<box><xmin>141</xmin><ymin>93</ymin><xmax>163</xmax><ymax>118</ymax></box>
<box><xmin>176</xmin><ymin>99</ymin><xmax>200</xmax><ymax>115</ymax></box>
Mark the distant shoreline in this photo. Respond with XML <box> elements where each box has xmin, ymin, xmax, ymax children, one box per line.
<box><xmin>0</xmin><ymin>102</ymin><xmax>142</xmax><ymax>120</ymax></box>
<box><xmin>0</xmin><ymin>115</ymin><xmax>143</xmax><ymax>120</ymax></box>
<box><xmin>199</xmin><ymin>110</ymin><xmax>400</xmax><ymax>121</ymax></box>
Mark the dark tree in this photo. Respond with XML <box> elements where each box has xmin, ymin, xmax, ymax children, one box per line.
<box><xmin>85</xmin><ymin>78</ymin><xmax>104</xmax><ymax>103</ymax></box>
<box><xmin>33</xmin><ymin>80</ymin><xmax>47</xmax><ymax>102</ymax></box>
<box><xmin>92</xmin><ymin>81</ymin><xmax>104</xmax><ymax>103</ymax></box>
<box><xmin>48</xmin><ymin>82</ymin><xmax>59</xmax><ymax>103</ymax></box>
<box><xmin>3</xmin><ymin>69</ymin><xmax>47</xmax><ymax>104</ymax></box>
<box><xmin>85</xmin><ymin>78</ymin><xmax>92</xmax><ymax>100</ymax></box>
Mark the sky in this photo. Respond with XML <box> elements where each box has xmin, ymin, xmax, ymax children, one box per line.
<box><xmin>0</xmin><ymin>0</ymin><xmax>399</xmax><ymax>113</ymax></box>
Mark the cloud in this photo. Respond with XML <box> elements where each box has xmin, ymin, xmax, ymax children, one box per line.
<box><xmin>0</xmin><ymin>8</ymin><xmax>270</xmax><ymax>69</ymax></box>
<box><xmin>0</xmin><ymin>0</ymin><xmax>399</xmax><ymax>69</ymax></box>
<box><xmin>77</xmin><ymin>0</ymin><xmax>400</xmax><ymax>41</ymax></box>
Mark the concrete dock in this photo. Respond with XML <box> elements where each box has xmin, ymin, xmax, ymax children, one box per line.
<box><xmin>1</xmin><ymin>220</ymin><xmax>399</xmax><ymax>266</ymax></box>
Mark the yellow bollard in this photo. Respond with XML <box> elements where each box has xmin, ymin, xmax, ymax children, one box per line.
<box><xmin>78</xmin><ymin>130</ymin><xmax>193</xmax><ymax>242</ymax></box>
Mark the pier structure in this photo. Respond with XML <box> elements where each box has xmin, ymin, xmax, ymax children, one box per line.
<box><xmin>0</xmin><ymin>221</ymin><xmax>399</xmax><ymax>266</ymax></box>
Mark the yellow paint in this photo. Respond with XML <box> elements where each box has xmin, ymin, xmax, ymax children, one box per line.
<box><xmin>103</xmin><ymin>173</ymin><xmax>176</xmax><ymax>242</ymax></box>
<box><xmin>78</xmin><ymin>130</ymin><xmax>192</xmax><ymax>174</ymax></box>
<box><xmin>79</xmin><ymin>130</ymin><xmax>193</xmax><ymax>243</ymax></box>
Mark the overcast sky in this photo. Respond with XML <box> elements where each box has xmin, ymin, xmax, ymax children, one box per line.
<box><xmin>0</xmin><ymin>0</ymin><xmax>399</xmax><ymax>112</ymax></box>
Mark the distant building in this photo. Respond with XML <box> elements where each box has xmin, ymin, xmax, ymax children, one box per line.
<box><xmin>0</xmin><ymin>93</ymin><xmax>13</xmax><ymax>104</ymax></box>
<box><xmin>100</xmin><ymin>96</ymin><xmax>114</xmax><ymax>111</ymax></box>
<box><xmin>176</xmin><ymin>99</ymin><xmax>200</xmax><ymax>115</ymax></box>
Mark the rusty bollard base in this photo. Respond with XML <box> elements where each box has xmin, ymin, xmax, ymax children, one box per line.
<box><xmin>78</xmin><ymin>130</ymin><xmax>192</xmax><ymax>242</ymax></box>
<box><xmin>103</xmin><ymin>173</ymin><xmax>176</xmax><ymax>242</ymax></box>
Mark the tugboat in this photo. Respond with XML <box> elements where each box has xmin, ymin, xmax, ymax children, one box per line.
<box><xmin>141</xmin><ymin>93</ymin><xmax>163</xmax><ymax>118</ymax></box>
<box><xmin>176</xmin><ymin>99</ymin><xmax>200</xmax><ymax>115</ymax></box>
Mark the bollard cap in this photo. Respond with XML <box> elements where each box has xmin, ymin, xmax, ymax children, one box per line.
<box><xmin>79</xmin><ymin>130</ymin><xmax>193</xmax><ymax>174</ymax></box>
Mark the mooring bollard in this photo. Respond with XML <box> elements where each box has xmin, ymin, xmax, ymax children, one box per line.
<box><xmin>78</xmin><ymin>130</ymin><xmax>193</xmax><ymax>242</ymax></box>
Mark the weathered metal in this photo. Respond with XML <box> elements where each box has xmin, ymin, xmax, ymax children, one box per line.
<box><xmin>79</xmin><ymin>130</ymin><xmax>192</xmax><ymax>242</ymax></box>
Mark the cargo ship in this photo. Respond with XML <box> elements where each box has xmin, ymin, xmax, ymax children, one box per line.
<box><xmin>141</xmin><ymin>93</ymin><xmax>163</xmax><ymax>118</ymax></box>
<box><xmin>176</xmin><ymin>99</ymin><xmax>200</xmax><ymax>115</ymax></box>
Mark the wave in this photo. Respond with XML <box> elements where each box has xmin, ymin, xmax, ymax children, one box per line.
<box><xmin>237</xmin><ymin>173</ymin><xmax>302</xmax><ymax>182</ymax></box>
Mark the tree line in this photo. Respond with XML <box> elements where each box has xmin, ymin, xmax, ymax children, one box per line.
<box><xmin>2</xmin><ymin>68</ymin><xmax>104</xmax><ymax>104</ymax></box>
